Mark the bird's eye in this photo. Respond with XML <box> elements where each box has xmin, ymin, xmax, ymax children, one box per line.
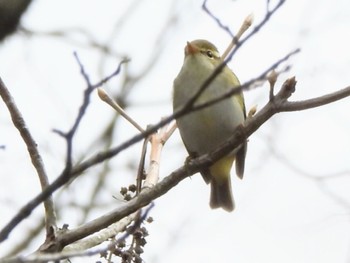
<box><xmin>206</xmin><ymin>50</ymin><xmax>214</xmax><ymax>58</ymax></box>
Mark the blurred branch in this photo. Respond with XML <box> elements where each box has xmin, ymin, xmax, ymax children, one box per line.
<box><xmin>98</xmin><ymin>0</ymin><xmax>179</xmax><ymax>84</ymax></box>
<box><xmin>268</xmin><ymin>142</ymin><xmax>350</xmax><ymax>211</ymax></box>
<box><xmin>3</xmin><ymin>218</ymin><xmax>45</xmax><ymax>257</ymax></box>
<box><xmin>0</xmin><ymin>0</ymin><xmax>32</xmax><ymax>42</ymax></box>
<box><xmin>20</xmin><ymin>27</ymin><xmax>123</xmax><ymax>58</ymax></box>
<box><xmin>270</xmin><ymin>144</ymin><xmax>350</xmax><ymax>180</ymax></box>
<box><xmin>97</xmin><ymin>0</ymin><xmax>143</xmax><ymax>62</ymax></box>
<box><xmin>0</xmin><ymin>77</ymin><xmax>57</xmax><ymax>237</ymax></box>
<box><xmin>202</xmin><ymin>0</ymin><xmax>234</xmax><ymax>37</ymax></box>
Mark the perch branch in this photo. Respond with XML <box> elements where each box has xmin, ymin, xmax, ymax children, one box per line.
<box><xmin>25</xmin><ymin>78</ymin><xmax>350</xmax><ymax>252</ymax></box>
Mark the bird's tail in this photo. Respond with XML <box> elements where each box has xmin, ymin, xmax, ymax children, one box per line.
<box><xmin>208</xmin><ymin>156</ymin><xmax>235</xmax><ymax>212</ymax></box>
<box><xmin>210</xmin><ymin>176</ymin><xmax>234</xmax><ymax>212</ymax></box>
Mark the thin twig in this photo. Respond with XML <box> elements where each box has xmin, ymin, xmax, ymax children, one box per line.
<box><xmin>162</xmin><ymin>120</ymin><xmax>177</xmax><ymax>143</ymax></box>
<box><xmin>221</xmin><ymin>14</ymin><xmax>254</xmax><ymax>59</ymax></box>
<box><xmin>137</xmin><ymin>137</ymin><xmax>149</xmax><ymax>194</ymax></box>
<box><xmin>98</xmin><ymin>88</ymin><xmax>145</xmax><ymax>133</ymax></box>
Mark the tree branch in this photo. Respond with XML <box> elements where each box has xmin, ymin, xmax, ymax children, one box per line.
<box><xmin>0</xmin><ymin>57</ymin><xmax>129</xmax><ymax>243</ymax></box>
<box><xmin>279</xmin><ymin>85</ymin><xmax>350</xmax><ymax>111</ymax></box>
<box><xmin>0</xmin><ymin>77</ymin><xmax>57</xmax><ymax>236</ymax></box>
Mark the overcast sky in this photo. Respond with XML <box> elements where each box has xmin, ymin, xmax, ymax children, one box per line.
<box><xmin>1</xmin><ymin>0</ymin><xmax>350</xmax><ymax>262</ymax></box>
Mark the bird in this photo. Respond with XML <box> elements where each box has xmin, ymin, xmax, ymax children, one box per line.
<box><xmin>173</xmin><ymin>39</ymin><xmax>247</xmax><ymax>212</ymax></box>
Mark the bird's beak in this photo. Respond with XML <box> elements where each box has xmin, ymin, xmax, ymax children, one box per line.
<box><xmin>185</xmin><ymin>41</ymin><xmax>199</xmax><ymax>56</ymax></box>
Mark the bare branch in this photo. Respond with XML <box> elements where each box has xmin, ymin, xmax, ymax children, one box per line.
<box><xmin>279</xmin><ymin>85</ymin><xmax>350</xmax><ymax>112</ymax></box>
<box><xmin>0</xmin><ymin>77</ymin><xmax>57</xmax><ymax>236</ymax></box>
<box><xmin>63</xmin><ymin>212</ymin><xmax>137</xmax><ymax>253</ymax></box>
<box><xmin>143</xmin><ymin>120</ymin><xmax>175</xmax><ymax>189</ymax></box>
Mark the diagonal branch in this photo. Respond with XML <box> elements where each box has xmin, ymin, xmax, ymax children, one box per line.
<box><xmin>25</xmin><ymin>78</ymin><xmax>350</xmax><ymax>253</ymax></box>
<box><xmin>0</xmin><ymin>78</ymin><xmax>57</xmax><ymax>236</ymax></box>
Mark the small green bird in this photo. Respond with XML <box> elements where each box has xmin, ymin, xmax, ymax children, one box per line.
<box><xmin>173</xmin><ymin>39</ymin><xmax>247</xmax><ymax>212</ymax></box>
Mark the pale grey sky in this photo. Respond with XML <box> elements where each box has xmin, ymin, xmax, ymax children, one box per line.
<box><xmin>1</xmin><ymin>0</ymin><xmax>350</xmax><ymax>262</ymax></box>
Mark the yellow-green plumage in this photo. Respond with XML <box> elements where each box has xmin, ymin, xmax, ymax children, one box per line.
<box><xmin>173</xmin><ymin>39</ymin><xmax>247</xmax><ymax>212</ymax></box>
